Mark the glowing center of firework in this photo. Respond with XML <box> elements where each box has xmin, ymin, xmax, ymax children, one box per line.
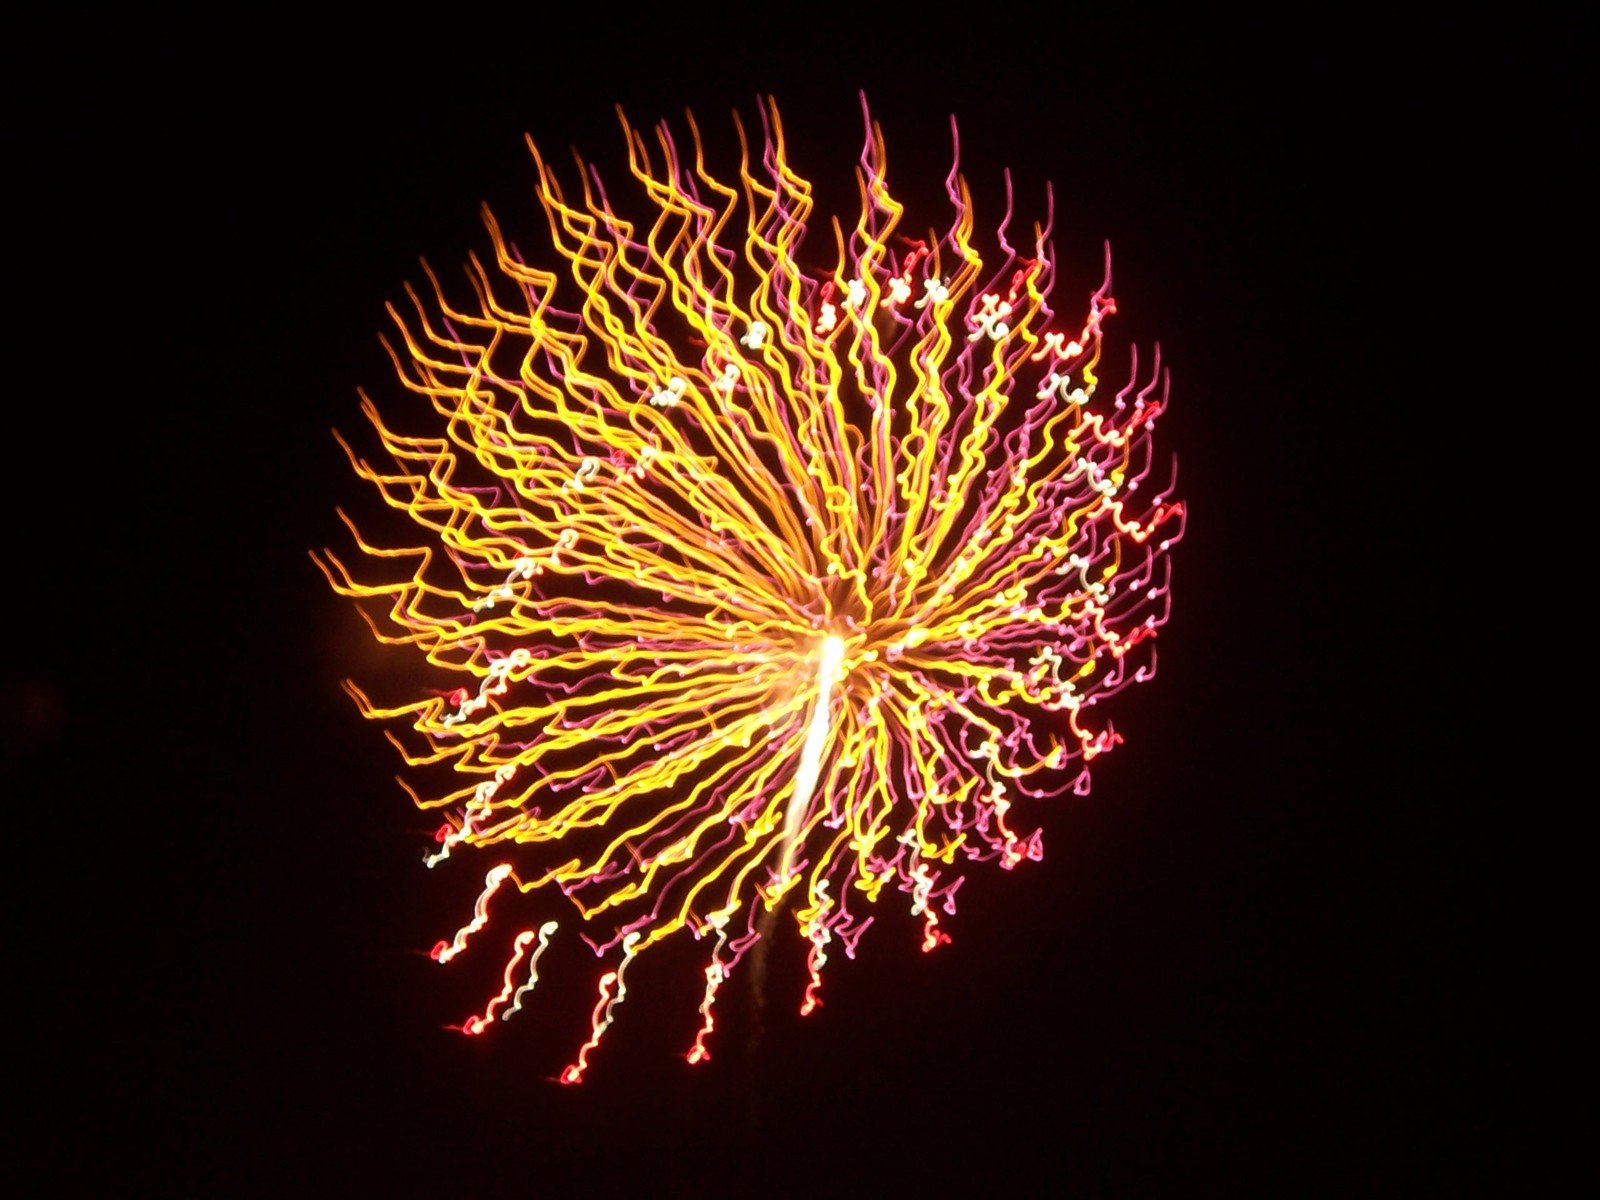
<box><xmin>781</xmin><ymin>635</ymin><xmax>846</xmax><ymax>874</ymax></box>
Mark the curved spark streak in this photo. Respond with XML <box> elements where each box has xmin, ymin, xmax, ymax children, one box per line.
<box><xmin>320</xmin><ymin>94</ymin><xmax>1184</xmax><ymax>1078</ymax></box>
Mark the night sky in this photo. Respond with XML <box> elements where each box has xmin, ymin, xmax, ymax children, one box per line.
<box><xmin>18</xmin><ymin>16</ymin><xmax>1535</xmax><ymax>1194</ymax></box>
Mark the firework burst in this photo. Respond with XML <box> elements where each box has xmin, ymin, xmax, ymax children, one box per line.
<box><xmin>315</xmin><ymin>94</ymin><xmax>1184</xmax><ymax>1081</ymax></box>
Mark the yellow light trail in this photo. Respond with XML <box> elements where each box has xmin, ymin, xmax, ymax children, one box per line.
<box><xmin>781</xmin><ymin>635</ymin><xmax>846</xmax><ymax>880</ymax></box>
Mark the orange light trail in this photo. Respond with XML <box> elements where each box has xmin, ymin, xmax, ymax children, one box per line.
<box><xmin>316</xmin><ymin>94</ymin><xmax>1184</xmax><ymax>1081</ymax></box>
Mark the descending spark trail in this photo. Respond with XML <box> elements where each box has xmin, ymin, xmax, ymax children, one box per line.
<box><xmin>782</xmin><ymin>636</ymin><xmax>845</xmax><ymax>879</ymax></box>
<box><xmin>319</xmin><ymin>94</ymin><xmax>1184</xmax><ymax>1081</ymax></box>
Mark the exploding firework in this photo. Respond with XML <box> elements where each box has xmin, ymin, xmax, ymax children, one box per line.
<box><xmin>316</xmin><ymin>94</ymin><xmax>1184</xmax><ymax>1082</ymax></box>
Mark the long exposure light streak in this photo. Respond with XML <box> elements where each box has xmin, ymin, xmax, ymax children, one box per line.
<box><xmin>316</xmin><ymin>94</ymin><xmax>1184</xmax><ymax>1081</ymax></box>
<box><xmin>783</xmin><ymin>635</ymin><xmax>845</xmax><ymax>879</ymax></box>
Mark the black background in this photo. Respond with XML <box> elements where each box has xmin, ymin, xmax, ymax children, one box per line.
<box><xmin>16</xmin><ymin>14</ymin><xmax>1551</xmax><ymax>1195</ymax></box>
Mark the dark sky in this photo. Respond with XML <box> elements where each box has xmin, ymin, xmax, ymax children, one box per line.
<box><xmin>18</xmin><ymin>16</ymin><xmax>1539</xmax><ymax>1195</ymax></box>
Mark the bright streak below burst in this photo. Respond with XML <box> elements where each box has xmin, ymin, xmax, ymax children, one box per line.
<box><xmin>315</xmin><ymin>95</ymin><xmax>1185</xmax><ymax>1082</ymax></box>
